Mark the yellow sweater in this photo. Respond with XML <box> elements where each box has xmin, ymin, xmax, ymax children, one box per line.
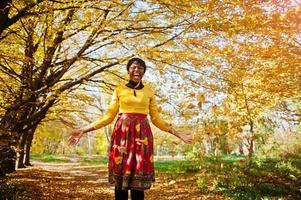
<box><xmin>91</xmin><ymin>84</ymin><xmax>172</xmax><ymax>132</ymax></box>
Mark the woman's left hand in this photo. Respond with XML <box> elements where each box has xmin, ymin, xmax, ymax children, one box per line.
<box><xmin>180</xmin><ymin>131</ymin><xmax>194</xmax><ymax>144</ymax></box>
<box><xmin>171</xmin><ymin>129</ymin><xmax>194</xmax><ymax>144</ymax></box>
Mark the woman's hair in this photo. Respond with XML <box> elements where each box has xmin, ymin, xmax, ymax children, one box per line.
<box><xmin>126</xmin><ymin>57</ymin><xmax>146</xmax><ymax>72</ymax></box>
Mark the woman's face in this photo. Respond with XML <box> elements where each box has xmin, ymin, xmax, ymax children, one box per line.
<box><xmin>128</xmin><ymin>62</ymin><xmax>145</xmax><ymax>83</ymax></box>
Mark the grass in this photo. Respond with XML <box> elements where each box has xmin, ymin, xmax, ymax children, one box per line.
<box><xmin>196</xmin><ymin>155</ymin><xmax>301</xmax><ymax>199</ymax></box>
<box><xmin>80</xmin><ymin>157</ymin><xmax>108</xmax><ymax>165</ymax></box>
<box><xmin>31</xmin><ymin>153</ymin><xmax>108</xmax><ymax>165</ymax></box>
<box><xmin>155</xmin><ymin>159</ymin><xmax>199</xmax><ymax>172</ymax></box>
<box><xmin>30</xmin><ymin>154</ymin><xmax>70</xmax><ymax>163</ymax></box>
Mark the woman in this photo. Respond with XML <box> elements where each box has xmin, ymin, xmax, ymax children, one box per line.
<box><xmin>68</xmin><ymin>58</ymin><xmax>193</xmax><ymax>200</ymax></box>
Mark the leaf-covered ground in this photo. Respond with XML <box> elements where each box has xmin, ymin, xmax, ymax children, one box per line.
<box><xmin>5</xmin><ymin>161</ymin><xmax>222</xmax><ymax>200</ymax></box>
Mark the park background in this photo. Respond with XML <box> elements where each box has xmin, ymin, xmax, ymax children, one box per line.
<box><xmin>0</xmin><ymin>0</ymin><xmax>300</xmax><ymax>199</ymax></box>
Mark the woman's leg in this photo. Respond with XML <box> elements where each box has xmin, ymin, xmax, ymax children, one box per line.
<box><xmin>115</xmin><ymin>187</ymin><xmax>128</xmax><ymax>200</ymax></box>
<box><xmin>131</xmin><ymin>190</ymin><xmax>144</xmax><ymax>200</ymax></box>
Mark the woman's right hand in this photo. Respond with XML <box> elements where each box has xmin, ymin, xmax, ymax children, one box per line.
<box><xmin>68</xmin><ymin>128</ymin><xmax>84</xmax><ymax>145</ymax></box>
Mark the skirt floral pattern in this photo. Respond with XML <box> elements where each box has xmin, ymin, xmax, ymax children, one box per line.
<box><xmin>108</xmin><ymin>113</ymin><xmax>154</xmax><ymax>190</ymax></box>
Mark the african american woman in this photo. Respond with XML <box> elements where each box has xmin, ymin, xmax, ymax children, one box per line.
<box><xmin>68</xmin><ymin>58</ymin><xmax>193</xmax><ymax>200</ymax></box>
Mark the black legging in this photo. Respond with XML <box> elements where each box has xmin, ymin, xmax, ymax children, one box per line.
<box><xmin>115</xmin><ymin>188</ymin><xmax>144</xmax><ymax>200</ymax></box>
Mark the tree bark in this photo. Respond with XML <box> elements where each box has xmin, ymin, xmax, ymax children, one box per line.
<box><xmin>238</xmin><ymin>142</ymin><xmax>244</xmax><ymax>155</ymax></box>
<box><xmin>0</xmin><ymin>129</ymin><xmax>17</xmax><ymax>177</ymax></box>
<box><xmin>0</xmin><ymin>0</ymin><xmax>44</xmax><ymax>36</ymax></box>
<box><xmin>247</xmin><ymin>120</ymin><xmax>254</xmax><ymax>171</ymax></box>
<box><xmin>17</xmin><ymin>134</ymin><xmax>27</xmax><ymax>168</ymax></box>
<box><xmin>25</xmin><ymin>128</ymin><xmax>36</xmax><ymax>166</ymax></box>
<box><xmin>0</xmin><ymin>0</ymin><xmax>12</xmax><ymax>32</ymax></box>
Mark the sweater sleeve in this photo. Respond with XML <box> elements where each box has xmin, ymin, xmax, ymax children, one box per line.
<box><xmin>149</xmin><ymin>90</ymin><xmax>172</xmax><ymax>132</ymax></box>
<box><xmin>91</xmin><ymin>88</ymin><xmax>119</xmax><ymax>129</ymax></box>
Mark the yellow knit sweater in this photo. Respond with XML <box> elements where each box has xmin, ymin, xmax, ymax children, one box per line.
<box><xmin>91</xmin><ymin>84</ymin><xmax>171</xmax><ymax>132</ymax></box>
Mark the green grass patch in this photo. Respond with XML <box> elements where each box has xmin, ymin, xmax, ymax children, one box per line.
<box><xmin>31</xmin><ymin>154</ymin><xmax>108</xmax><ymax>165</ymax></box>
<box><xmin>196</xmin><ymin>155</ymin><xmax>301</xmax><ymax>199</ymax></box>
<box><xmin>155</xmin><ymin>160</ymin><xmax>199</xmax><ymax>172</ymax></box>
<box><xmin>80</xmin><ymin>157</ymin><xmax>108</xmax><ymax>165</ymax></box>
<box><xmin>30</xmin><ymin>154</ymin><xmax>71</xmax><ymax>163</ymax></box>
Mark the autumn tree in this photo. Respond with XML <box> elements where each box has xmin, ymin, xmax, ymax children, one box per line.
<box><xmin>144</xmin><ymin>0</ymin><xmax>301</xmax><ymax>165</ymax></box>
<box><xmin>0</xmin><ymin>0</ymin><xmax>198</xmax><ymax>174</ymax></box>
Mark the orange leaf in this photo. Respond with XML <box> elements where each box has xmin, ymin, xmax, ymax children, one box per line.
<box><xmin>197</xmin><ymin>93</ymin><xmax>205</xmax><ymax>103</ymax></box>
<box><xmin>198</xmin><ymin>102</ymin><xmax>202</xmax><ymax>110</ymax></box>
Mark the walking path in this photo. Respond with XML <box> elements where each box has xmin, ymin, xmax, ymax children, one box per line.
<box><xmin>7</xmin><ymin>161</ymin><xmax>221</xmax><ymax>200</ymax></box>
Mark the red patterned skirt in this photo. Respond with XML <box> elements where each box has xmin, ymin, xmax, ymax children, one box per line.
<box><xmin>108</xmin><ymin>113</ymin><xmax>154</xmax><ymax>190</ymax></box>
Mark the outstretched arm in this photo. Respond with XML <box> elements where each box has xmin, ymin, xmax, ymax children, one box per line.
<box><xmin>169</xmin><ymin>127</ymin><xmax>194</xmax><ymax>144</ymax></box>
<box><xmin>68</xmin><ymin>124</ymin><xmax>95</xmax><ymax>145</ymax></box>
<box><xmin>149</xmin><ymin>91</ymin><xmax>193</xmax><ymax>144</ymax></box>
<box><xmin>68</xmin><ymin>88</ymin><xmax>119</xmax><ymax>145</ymax></box>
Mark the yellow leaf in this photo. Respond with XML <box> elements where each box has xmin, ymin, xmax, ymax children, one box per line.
<box><xmin>114</xmin><ymin>156</ymin><xmax>122</xmax><ymax>165</ymax></box>
<box><xmin>197</xmin><ymin>93</ymin><xmax>205</xmax><ymax>103</ymax></box>
<box><xmin>135</xmin><ymin>123</ymin><xmax>140</xmax><ymax>133</ymax></box>
<box><xmin>187</xmin><ymin>102</ymin><xmax>195</xmax><ymax>109</ymax></box>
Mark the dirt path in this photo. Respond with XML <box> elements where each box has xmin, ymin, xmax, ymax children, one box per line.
<box><xmin>7</xmin><ymin>161</ymin><xmax>221</xmax><ymax>200</ymax></box>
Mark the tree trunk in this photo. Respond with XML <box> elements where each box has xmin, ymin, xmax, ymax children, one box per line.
<box><xmin>0</xmin><ymin>0</ymin><xmax>12</xmax><ymax>35</ymax></box>
<box><xmin>238</xmin><ymin>142</ymin><xmax>244</xmax><ymax>155</ymax></box>
<box><xmin>0</xmin><ymin>145</ymin><xmax>16</xmax><ymax>177</ymax></box>
<box><xmin>220</xmin><ymin>136</ymin><xmax>230</xmax><ymax>155</ymax></box>
<box><xmin>213</xmin><ymin>136</ymin><xmax>219</xmax><ymax>156</ymax></box>
<box><xmin>17</xmin><ymin>134</ymin><xmax>27</xmax><ymax>168</ymax></box>
<box><xmin>209</xmin><ymin>135</ymin><xmax>214</xmax><ymax>155</ymax></box>
<box><xmin>104</xmin><ymin>125</ymin><xmax>112</xmax><ymax>155</ymax></box>
<box><xmin>247</xmin><ymin>120</ymin><xmax>254</xmax><ymax>171</ymax></box>
<box><xmin>24</xmin><ymin>128</ymin><xmax>35</xmax><ymax>166</ymax></box>
<box><xmin>0</xmin><ymin>129</ymin><xmax>17</xmax><ymax>177</ymax></box>
<box><xmin>0</xmin><ymin>129</ymin><xmax>17</xmax><ymax>176</ymax></box>
<box><xmin>87</xmin><ymin>133</ymin><xmax>91</xmax><ymax>156</ymax></box>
